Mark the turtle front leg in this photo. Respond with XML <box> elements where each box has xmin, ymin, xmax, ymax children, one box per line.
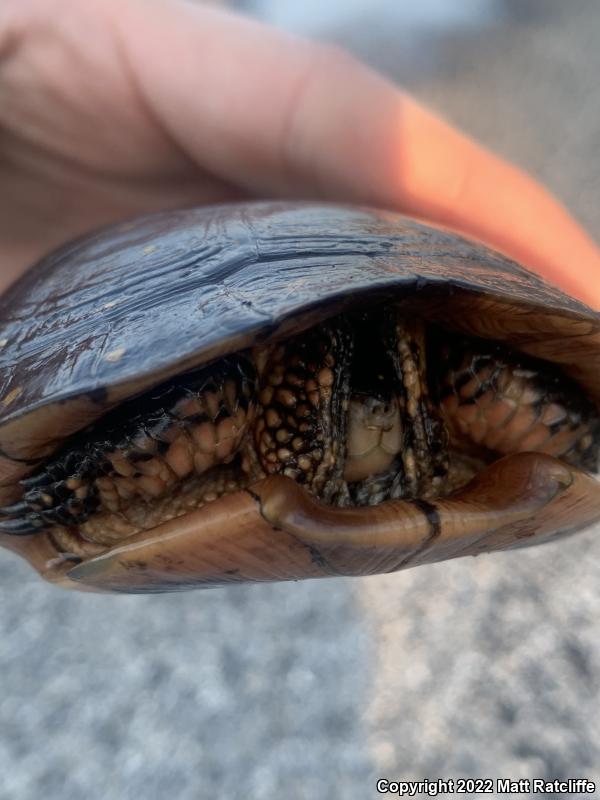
<box><xmin>250</xmin><ymin>321</ymin><xmax>353</xmax><ymax>504</ymax></box>
<box><xmin>0</xmin><ymin>356</ymin><xmax>257</xmax><ymax>539</ymax></box>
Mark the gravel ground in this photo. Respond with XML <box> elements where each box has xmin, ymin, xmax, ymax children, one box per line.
<box><xmin>2</xmin><ymin>1</ymin><xmax>600</xmax><ymax>798</ymax></box>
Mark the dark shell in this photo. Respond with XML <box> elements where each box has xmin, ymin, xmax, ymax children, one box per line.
<box><xmin>1</xmin><ymin>201</ymin><xmax>600</xmax><ymax>467</ymax></box>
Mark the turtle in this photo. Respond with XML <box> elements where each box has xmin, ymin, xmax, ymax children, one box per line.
<box><xmin>0</xmin><ymin>201</ymin><xmax>599</xmax><ymax>593</ymax></box>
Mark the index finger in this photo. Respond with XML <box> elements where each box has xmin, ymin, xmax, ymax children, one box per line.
<box><xmin>116</xmin><ymin>0</ymin><xmax>600</xmax><ymax>308</ymax></box>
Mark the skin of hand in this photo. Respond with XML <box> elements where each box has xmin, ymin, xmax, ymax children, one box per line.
<box><xmin>0</xmin><ymin>0</ymin><xmax>599</xmax><ymax>307</ymax></box>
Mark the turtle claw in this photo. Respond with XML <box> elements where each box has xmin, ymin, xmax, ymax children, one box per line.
<box><xmin>20</xmin><ymin>472</ymin><xmax>53</xmax><ymax>489</ymax></box>
<box><xmin>0</xmin><ymin>517</ymin><xmax>45</xmax><ymax>536</ymax></box>
<box><xmin>0</xmin><ymin>501</ymin><xmax>33</xmax><ymax>517</ymax></box>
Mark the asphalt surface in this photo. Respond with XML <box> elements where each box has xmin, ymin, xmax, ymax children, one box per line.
<box><xmin>2</xmin><ymin>1</ymin><xmax>600</xmax><ymax>797</ymax></box>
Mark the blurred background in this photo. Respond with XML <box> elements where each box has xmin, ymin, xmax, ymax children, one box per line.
<box><xmin>2</xmin><ymin>1</ymin><xmax>600</xmax><ymax>797</ymax></box>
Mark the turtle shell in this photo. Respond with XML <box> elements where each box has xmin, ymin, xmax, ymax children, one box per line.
<box><xmin>1</xmin><ymin>201</ymin><xmax>599</xmax><ymax>592</ymax></box>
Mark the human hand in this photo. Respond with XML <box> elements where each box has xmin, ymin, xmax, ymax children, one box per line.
<box><xmin>1</xmin><ymin>0</ymin><xmax>599</xmax><ymax>306</ymax></box>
